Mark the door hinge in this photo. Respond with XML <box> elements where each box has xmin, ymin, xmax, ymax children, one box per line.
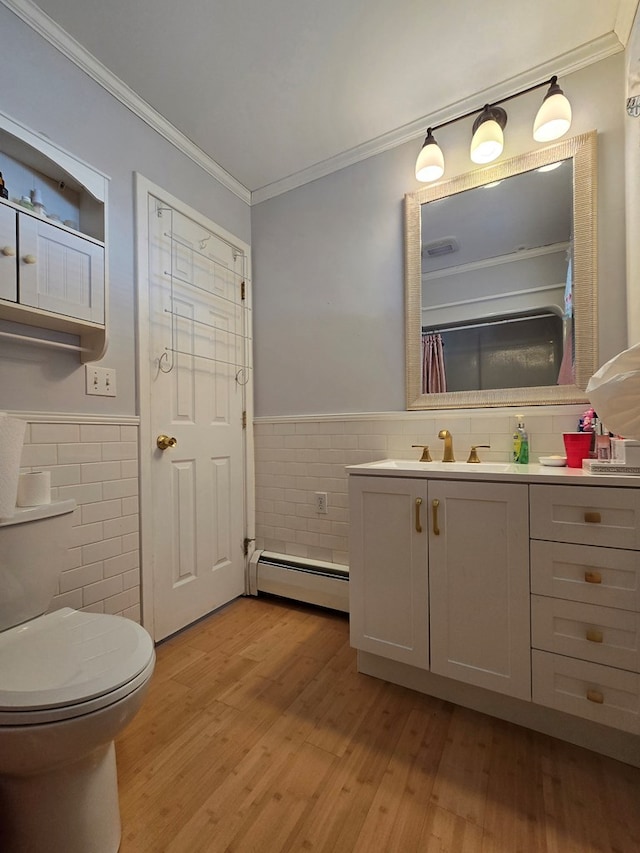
<box><xmin>243</xmin><ymin>537</ymin><xmax>255</xmax><ymax>556</ymax></box>
<box><xmin>242</xmin><ymin>410</ymin><xmax>247</xmax><ymax>429</ymax></box>
<box><xmin>241</xmin><ymin>280</ymin><xmax>246</xmax><ymax>301</ymax></box>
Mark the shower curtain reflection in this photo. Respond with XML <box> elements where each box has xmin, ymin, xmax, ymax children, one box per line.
<box><xmin>422</xmin><ymin>332</ymin><xmax>447</xmax><ymax>394</ymax></box>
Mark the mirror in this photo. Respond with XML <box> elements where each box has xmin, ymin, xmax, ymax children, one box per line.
<box><xmin>405</xmin><ymin>131</ymin><xmax>597</xmax><ymax>409</ymax></box>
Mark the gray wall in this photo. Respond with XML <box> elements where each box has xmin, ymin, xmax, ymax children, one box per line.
<box><xmin>0</xmin><ymin>8</ymin><xmax>628</xmax><ymax>422</ymax></box>
<box><xmin>251</xmin><ymin>54</ymin><xmax>627</xmax><ymax>417</ymax></box>
<box><xmin>0</xmin><ymin>5</ymin><xmax>251</xmax><ymax>417</ymax></box>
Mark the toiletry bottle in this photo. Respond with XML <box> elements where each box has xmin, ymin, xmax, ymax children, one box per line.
<box><xmin>595</xmin><ymin>420</ymin><xmax>611</xmax><ymax>461</ymax></box>
<box><xmin>513</xmin><ymin>417</ymin><xmax>529</xmax><ymax>464</ymax></box>
<box><xmin>0</xmin><ymin>172</ymin><xmax>8</xmax><ymax>200</ymax></box>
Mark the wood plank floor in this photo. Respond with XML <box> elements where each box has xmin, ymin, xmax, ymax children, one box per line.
<box><xmin>116</xmin><ymin>596</ymin><xmax>640</xmax><ymax>852</ymax></box>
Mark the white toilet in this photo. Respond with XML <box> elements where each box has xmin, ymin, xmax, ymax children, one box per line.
<box><xmin>0</xmin><ymin>499</ymin><xmax>155</xmax><ymax>853</ymax></box>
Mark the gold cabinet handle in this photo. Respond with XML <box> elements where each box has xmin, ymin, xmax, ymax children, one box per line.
<box><xmin>22</xmin><ymin>254</ymin><xmax>37</xmax><ymax>264</ymax></box>
<box><xmin>584</xmin><ymin>511</ymin><xmax>601</xmax><ymax>524</ymax></box>
<box><xmin>586</xmin><ymin>628</ymin><xmax>604</xmax><ymax>643</ymax></box>
<box><xmin>415</xmin><ymin>497</ymin><xmax>423</xmax><ymax>533</ymax></box>
<box><xmin>586</xmin><ymin>689</ymin><xmax>604</xmax><ymax>704</ymax></box>
<box><xmin>584</xmin><ymin>570</ymin><xmax>602</xmax><ymax>584</ymax></box>
<box><xmin>432</xmin><ymin>498</ymin><xmax>440</xmax><ymax>536</ymax></box>
<box><xmin>2</xmin><ymin>246</ymin><xmax>16</xmax><ymax>256</ymax></box>
<box><xmin>157</xmin><ymin>434</ymin><xmax>177</xmax><ymax>451</ymax></box>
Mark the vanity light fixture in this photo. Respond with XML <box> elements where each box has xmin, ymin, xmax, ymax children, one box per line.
<box><xmin>415</xmin><ymin>75</ymin><xmax>572</xmax><ymax>182</ymax></box>
<box><xmin>415</xmin><ymin>128</ymin><xmax>445</xmax><ymax>182</ymax></box>
<box><xmin>533</xmin><ymin>77</ymin><xmax>572</xmax><ymax>142</ymax></box>
<box><xmin>470</xmin><ymin>106</ymin><xmax>507</xmax><ymax>164</ymax></box>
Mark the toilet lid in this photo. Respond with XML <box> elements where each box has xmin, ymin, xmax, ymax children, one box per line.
<box><xmin>0</xmin><ymin>608</ymin><xmax>154</xmax><ymax>719</ymax></box>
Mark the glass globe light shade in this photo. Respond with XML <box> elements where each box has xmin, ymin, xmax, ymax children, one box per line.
<box><xmin>533</xmin><ymin>91</ymin><xmax>572</xmax><ymax>142</ymax></box>
<box><xmin>415</xmin><ymin>133</ymin><xmax>445</xmax><ymax>182</ymax></box>
<box><xmin>470</xmin><ymin>118</ymin><xmax>504</xmax><ymax>164</ymax></box>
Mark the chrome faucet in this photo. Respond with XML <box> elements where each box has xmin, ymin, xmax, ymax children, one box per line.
<box><xmin>438</xmin><ymin>429</ymin><xmax>455</xmax><ymax>462</ymax></box>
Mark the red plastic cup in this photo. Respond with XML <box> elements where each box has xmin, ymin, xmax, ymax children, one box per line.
<box><xmin>563</xmin><ymin>432</ymin><xmax>593</xmax><ymax>468</ymax></box>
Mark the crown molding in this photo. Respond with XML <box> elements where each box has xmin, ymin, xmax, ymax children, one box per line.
<box><xmin>2</xmin><ymin>0</ymin><xmax>251</xmax><ymax>205</ymax></box>
<box><xmin>251</xmin><ymin>33</ymin><xmax>624</xmax><ymax>204</ymax></box>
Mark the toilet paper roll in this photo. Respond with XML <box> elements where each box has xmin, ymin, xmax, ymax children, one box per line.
<box><xmin>0</xmin><ymin>414</ymin><xmax>27</xmax><ymax>518</ymax></box>
<box><xmin>17</xmin><ymin>471</ymin><xmax>51</xmax><ymax>507</ymax></box>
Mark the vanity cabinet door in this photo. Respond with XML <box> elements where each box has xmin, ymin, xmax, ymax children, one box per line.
<box><xmin>0</xmin><ymin>203</ymin><xmax>17</xmax><ymax>302</ymax></box>
<box><xmin>348</xmin><ymin>475</ymin><xmax>429</xmax><ymax>668</ymax></box>
<box><xmin>428</xmin><ymin>480</ymin><xmax>531</xmax><ymax>699</ymax></box>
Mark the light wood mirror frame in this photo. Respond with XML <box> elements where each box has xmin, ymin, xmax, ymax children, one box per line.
<box><xmin>405</xmin><ymin>131</ymin><xmax>597</xmax><ymax>410</ymax></box>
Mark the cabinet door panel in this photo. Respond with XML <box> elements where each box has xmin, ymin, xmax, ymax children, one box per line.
<box><xmin>429</xmin><ymin>480</ymin><xmax>531</xmax><ymax>699</ymax></box>
<box><xmin>19</xmin><ymin>214</ymin><xmax>104</xmax><ymax>323</ymax></box>
<box><xmin>0</xmin><ymin>204</ymin><xmax>17</xmax><ymax>302</ymax></box>
<box><xmin>349</xmin><ymin>476</ymin><xmax>429</xmax><ymax>667</ymax></box>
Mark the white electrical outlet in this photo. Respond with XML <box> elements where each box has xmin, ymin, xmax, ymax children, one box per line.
<box><xmin>85</xmin><ymin>365</ymin><xmax>117</xmax><ymax>397</ymax></box>
<box><xmin>315</xmin><ymin>492</ymin><xmax>328</xmax><ymax>514</ymax></box>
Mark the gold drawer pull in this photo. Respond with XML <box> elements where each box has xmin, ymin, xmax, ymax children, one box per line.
<box><xmin>415</xmin><ymin>497</ymin><xmax>423</xmax><ymax>533</ymax></box>
<box><xmin>584</xmin><ymin>511</ymin><xmax>601</xmax><ymax>524</ymax></box>
<box><xmin>432</xmin><ymin>498</ymin><xmax>440</xmax><ymax>536</ymax></box>
<box><xmin>586</xmin><ymin>689</ymin><xmax>604</xmax><ymax>704</ymax></box>
<box><xmin>584</xmin><ymin>570</ymin><xmax>602</xmax><ymax>584</ymax></box>
<box><xmin>586</xmin><ymin>628</ymin><xmax>604</xmax><ymax>643</ymax></box>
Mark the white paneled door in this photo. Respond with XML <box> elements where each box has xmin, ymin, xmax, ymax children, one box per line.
<box><xmin>146</xmin><ymin>192</ymin><xmax>248</xmax><ymax>641</ymax></box>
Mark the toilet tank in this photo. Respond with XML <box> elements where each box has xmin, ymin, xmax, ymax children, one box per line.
<box><xmin>0</xmin><ymin>500</ymin><xmax>76</xmax><ymax>632</ymax></box>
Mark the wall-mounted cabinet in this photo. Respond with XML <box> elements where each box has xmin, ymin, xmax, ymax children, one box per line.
<box><xmin>0</xmin><ymin>111</ymin><xmax>108</xmax><ymax>361</ymax></box>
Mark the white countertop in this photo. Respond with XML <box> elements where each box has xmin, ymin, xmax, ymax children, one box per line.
<box><xmin>346</xmin><ymin>459</ymin><xmax>640</xmax><ymax>487</ymax></box>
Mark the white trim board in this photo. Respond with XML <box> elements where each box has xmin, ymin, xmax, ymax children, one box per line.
<box><xmin>2</xmin><ymin>0</ymin><xmax>629</xmax><ymax>204</ymax></box>
<box><xmin>8</xmin><ymin>411</ymin><xmax>139</xmax><ymax>425</ymax></box>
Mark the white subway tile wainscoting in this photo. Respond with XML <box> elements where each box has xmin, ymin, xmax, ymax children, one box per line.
<box><xmin>254</xmin><ymin>405</ymin><xmax>586</xmax><ymax>565</ymax></box>
<box><xmin>18</xmin><ymin>416</ymin><xmax>141</xmax><ymax>622</ymax></box>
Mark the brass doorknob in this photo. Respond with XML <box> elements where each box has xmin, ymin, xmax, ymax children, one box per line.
<box><xmin>157</xmin><ymin>434</ymin><xmax>177</xmax><ymax>451</ymax></box>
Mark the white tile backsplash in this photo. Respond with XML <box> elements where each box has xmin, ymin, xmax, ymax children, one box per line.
<box><xmin>254</xmin><ymin>405</ymin><xmax>585</xmax><ymax>564</ymax></box>
<box><xmin>19</xmin><ymin>420</ymin><xmax>141</xmax><ymax>622</ymax></box>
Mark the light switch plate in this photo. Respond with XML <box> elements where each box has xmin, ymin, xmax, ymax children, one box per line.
<box><xmin>85</xmin><ymin>365</ymin><xmax>117</xmax><ymax>397</ymax></box>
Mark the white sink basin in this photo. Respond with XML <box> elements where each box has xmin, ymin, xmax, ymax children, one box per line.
<box><xmin>362</xmin><ymin>459</ymin><xmax>521</xmax><ymax>474</ymax></box>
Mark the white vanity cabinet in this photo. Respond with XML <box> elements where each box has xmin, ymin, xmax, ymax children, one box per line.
<box><xmin>428</xmin><ymin>479</ymin><xmax>531</xmax><ymax>699</ymax></box>
<box><xmin>530</xmin><ymin>484</ymin><xmax>640</xmax><ymax>733</ymax></box>
<box><xmin>349</xmin><ymin>462</ymin><xmax>640</xmax><ymax>765</ymax></box>
<box><xmin>348</xmin><ymin>474</ymin><xmax>531</xmax><ymax>698</ymax></box>
<box><xmin>348</xmin><ymin>476</ymin><xmax>429</xmax><ymax>667</ymax></box>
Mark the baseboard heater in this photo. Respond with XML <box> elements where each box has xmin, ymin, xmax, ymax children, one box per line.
<box><xmin>249</xmin><ymin>550</ymin><xmax>349</xmax><ymax>613</ymax></box>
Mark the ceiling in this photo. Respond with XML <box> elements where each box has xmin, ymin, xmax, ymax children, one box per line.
<box><xmin>8</xmin><ymin>0</ymin><xmax>639</xmax><ymax>198</ymax></box>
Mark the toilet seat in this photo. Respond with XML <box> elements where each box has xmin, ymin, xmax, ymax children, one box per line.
<box><xmin>0</xmin><ymin>608</ymin><xmax>155</xmax><ymax>725</ymax></box>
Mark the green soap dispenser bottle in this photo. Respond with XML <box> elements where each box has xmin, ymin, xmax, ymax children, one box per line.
<box><xmin>512</xmin><ymin>417</ymin><xmax>529</xmax><ymax>464</ymax></box>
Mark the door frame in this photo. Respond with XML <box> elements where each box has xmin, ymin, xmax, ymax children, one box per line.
<box><xmin>134</xmin><ymin>173</ymin><xmax>255</xmax><ymax>640</ymax></box>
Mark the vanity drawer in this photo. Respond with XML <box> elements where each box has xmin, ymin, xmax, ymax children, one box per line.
<box><xmin>530</xmin><ymin>485</ymin><xmax>640</xmax><ymax>549</ymax></box>
<box><xmin>530</xmin><ymin>540</ymin><xmax>640</xmax><ymax>611</ymax></box>
<box><xmin>531</xmin><ymin>595</ymin><xmax>640</xmax><ymax>672</ymax></box>
<box><xmin>532</xmin><ymin>649</ymin><xmax>640</xmax><ymax>734</ymax></box>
